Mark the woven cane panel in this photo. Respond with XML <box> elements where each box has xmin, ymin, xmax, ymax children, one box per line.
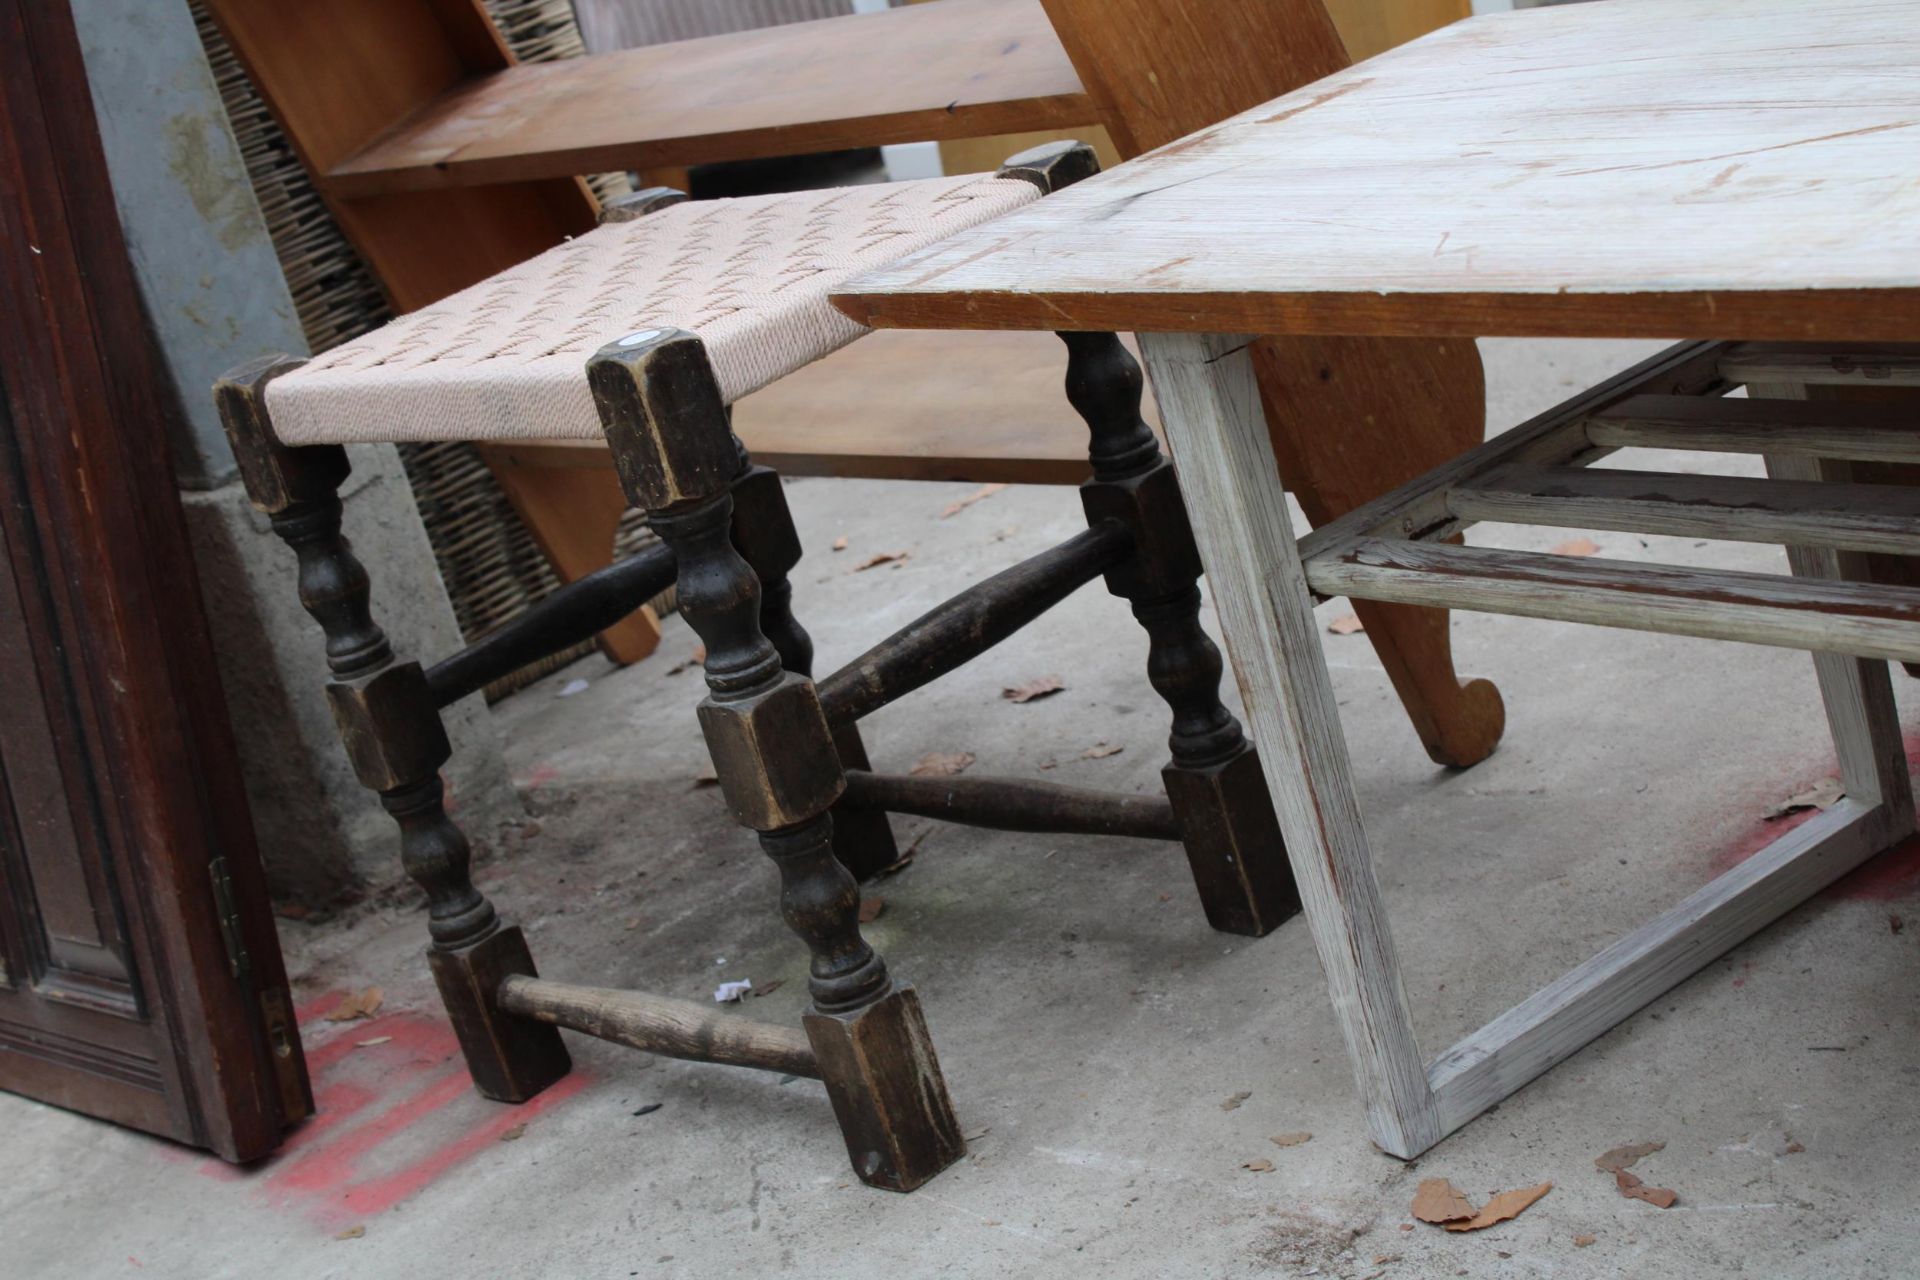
<box><xmin>264</xmin><ymin>174</ymin><xmax>1039</xmax><ymax>445</ymax></box>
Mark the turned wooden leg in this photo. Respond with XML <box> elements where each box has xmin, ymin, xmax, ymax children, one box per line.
<box><xmin>1063</xmin><ymin>331</ymin><xmax>1301</xmax><ymax>935</ymax></box>
<box><xmin>729</xmin><ymin>452</ymin><xmax>901</xmax><ymax>879</ymax></box>
<box><xmin>1252</xmin><ymin>336</ymin><xmax>1506</xmax><ymax>768</ymax></box>
<box><xmin>591</xmin><ymin>330</ymin><xmax>963</xmax><ymax>1191</ymax></box>
<box><xmin>214</xmin><ymin>358</ymin><xmax>570</xmax><ymax>1101</ymax></box>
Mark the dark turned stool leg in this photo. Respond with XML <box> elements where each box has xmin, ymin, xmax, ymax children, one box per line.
<box><xmin>1062</xmin><ymin>332</ymin><xmax>1303</xmax><ymax>937</ymax></box>
<box><xmin>214</xmin><ymin>357</ymin><xmax>570</xmax><ymax>1101</ymax></box>
<box><xmin>728</xmin><ymin>449</ymin><xmax>902</xmax><ymax>880</ymax></box>
<box><xmin>591</xmin><ymin>330</ymin><xmax>962</xmax><ymax>1192</ymax></box>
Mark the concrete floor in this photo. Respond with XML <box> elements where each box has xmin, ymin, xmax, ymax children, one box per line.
<box><xmin>7</xmin><ymin>340</ymin><xmax>1920</xmax><ymax>1279</ymax></box>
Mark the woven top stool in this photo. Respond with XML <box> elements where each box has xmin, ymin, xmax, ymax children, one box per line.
<box><xmin>216</xmin><ymin>143</ymin><xmax>1300</xmax><ymax>1192</ymax></box>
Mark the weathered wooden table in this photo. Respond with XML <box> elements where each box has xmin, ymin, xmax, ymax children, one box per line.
<box><xmin>836</xmin><ymin>0</ymin><xmax>1920</xmax><ymax>1156</ymax></box>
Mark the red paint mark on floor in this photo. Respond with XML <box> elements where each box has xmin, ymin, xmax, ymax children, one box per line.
<box><xmin>1707</xmin><ymin>731</ymin><xmax>1920</xmax><ymax>903</ymax></box>
<box><xmin>521</xmin><ymin>762</ymin><xmax>560</xmax><ymax>790</ymax></box>
<box><xmin>176</xmin><ymin>997</ymin><xmax>590</xmax><ymax>1227</ymax></box>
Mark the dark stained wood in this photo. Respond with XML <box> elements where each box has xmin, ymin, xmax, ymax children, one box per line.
<box><xmin>214</xmin><ymin>365</ymin><xmax>571</xmax><ymax>1102</ymax></box>
<box><xmin>497</xmin><ymin>976</ymin><xmax>821</xmax><ymax>1077</ymax></box>
<box><xmin>425</xmin><ymin>542</ymin><xmax>676</xmax><ymax>707</ymax></box>
<box><xmin>592</xmin><ymin>328</ymin><xmax>963</xmax><ymax>1191</ymax></box>
<box><xmin>841</xmin><ymin>771</ymin><xmax>1179</xmax><ymax>841</ymax></box>
<box><xmin>816</xmin><ymin>522</ymin><xmax>1132</xmax><ymax>725</ymax></box>
<box><xmin>0</xmin><ymin>0</ymin><xmax>308</xmax><ymax>1160</ymax></box>
<box><xmin>1062</xmin><ymin>330</ymin><xmax>1301</xmax><ymax>936</ymax></box>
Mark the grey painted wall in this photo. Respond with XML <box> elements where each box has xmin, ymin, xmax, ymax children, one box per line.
<box><xmin>71</xmin><ymin>0</ymin><xmax>307</xmax><ymax>490</ymax></box>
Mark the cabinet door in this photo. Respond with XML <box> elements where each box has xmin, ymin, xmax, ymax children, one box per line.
<box><xmin>0</xmin><ymin>0</ymin><xmax>309</xmax><ymax>1161</ymax></box>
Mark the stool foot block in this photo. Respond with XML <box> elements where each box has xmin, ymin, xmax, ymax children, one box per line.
<box><xmin>428</xmin><ymin>926</ymin><xmax>572</xmax><ymax>1103</ymax></box>
<box><xmin>804</xmin><ymin>985</ymin><xmax>963</xmax><ymax>1192</ymax></box>
<box><xmin>1165</xmin><ymin>747</ymin><xmax>1302</xmax><ymax>937</ymax></box>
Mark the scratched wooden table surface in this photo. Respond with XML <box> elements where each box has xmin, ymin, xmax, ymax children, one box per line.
<box><xmin>837</xmin><ymin>0</ymin><xmax>1920</xmax><ymax>342</ymax></box>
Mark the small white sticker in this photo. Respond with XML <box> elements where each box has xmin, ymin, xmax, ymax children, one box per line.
<box><xmin>617</xmin><ymin>328</ymin><xmax>663</xmax><ymax>347</ymax></box>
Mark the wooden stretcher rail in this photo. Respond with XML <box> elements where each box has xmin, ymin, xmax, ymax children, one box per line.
<box><xmin>817</xmin><ymin>520</ymin><xmax>1132</xmax><ymax>724</ymax></box>
<box><xmin>1426</xmin><ymin>798</ymin><xmax>1899</xmax><ymax>1132</ymax></box>
<box><xmin>1719</xmin><ymin>345</ymin><xmax>1920</xmax><ymax>388</ymax></box>
<box><xmin>1306</xmin><ymin>538</ymin><xmax>1920</xmax><ymax>664</ymax></box>
<box><xmin>1296</xmin><ymin>341</ymin><xmax>1732</xmax><ymax>560</ymax></box>
<box><xmin>497</xmin><ymin>975</ymin><xmax>819</xmax><ymax>1078</ymax></box>
<box><xmin>1586</xmin><ymin>394</ymin><xmax>1920</xmax><ymax>463</ymax></box>
<box><xmin>326</xmin><ymin>0</ymin><xmax>1092</xmax><ymax>196</ymax></box>
<box><xmin>424</xmin><ymin>542</ymin><xmax>675</xmax><ymax>707</ymax></box>
<box><xmin>840</xmin><ymin>770</ymin><xmax>1179</xmax><ymax>841</ymax></box>
<box><xmin>1449</xmin><ymin>465</ymin><xmax>1920</xmax><ymax>557</ymax></box>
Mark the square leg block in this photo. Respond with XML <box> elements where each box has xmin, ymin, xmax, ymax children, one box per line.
<box><xmin>428</xmin><ymin>925</ymin><xmax>572</xmax><ymax>1103</ymax></box>
<box><xmin>803</xmin><ymin>984</ymin><xmax>963</xmax><ymax>1192</ymax></box>
<box><xmin>1164</xmin><ymin>746</ymin><xmax>1302</xmax><ymax>937</ymax></box>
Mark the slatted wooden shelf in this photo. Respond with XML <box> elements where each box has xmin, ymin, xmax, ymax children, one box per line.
<box><xmin>1308</xmin><ymin>538</ymin><xmax>1920</xmax><ymax>664</ymax></box>
<box><xmin>1449</xmin><ymin>466</ymin><xmax>1920</xmax><ymax>556</ymax></box>
<box><xmin>1718</xmin><ymin>345</ymin><xmax>1920</xmax><ymax>389</ymax></box>
<box><xmin>1587</xmin><ymin>395</ymin><xmax>1920</xmax><ymax>463</ymax></box>
<box><xmin>327</xmin><ymin>0</ymin><xmax>1092</xmax><ymax>196</ymax></box>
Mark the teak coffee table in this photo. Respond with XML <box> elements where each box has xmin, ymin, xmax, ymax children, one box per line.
<box><xmin>835</xmin><ymin>0</ymin><xmax>1920</xmax><ymax>1157</ymax></box>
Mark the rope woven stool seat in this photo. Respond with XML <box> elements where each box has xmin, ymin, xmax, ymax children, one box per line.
<box><xmin>264</xmin><ymin>172</ymin><xmax>1040</xmax><ymax>445</ymax></box>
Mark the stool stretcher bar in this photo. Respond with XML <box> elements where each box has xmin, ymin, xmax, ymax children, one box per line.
<box><xmin>841</xmin><ymin>769</ymin><xmax>1180</xmax><ymax>840</ymax></box>
<box><xmin>425</xmin><ymin>542</ymin><xmax>677</xmax><ymax>707</ymax></box>
<box><xmin>816</xmin><ymin>521</ymin><xmax>1132</xmax><ymax>724</ymax></box>
<box><xmin>498</xmin><ymin>976</ymin><xmax>820</xmax><ymax>1078</ymax></box>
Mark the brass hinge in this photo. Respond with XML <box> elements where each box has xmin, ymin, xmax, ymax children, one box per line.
<box><xmin>208</xmin><ymin>856</ymin><xmax>251</xmax><ymax>984</ymax></box>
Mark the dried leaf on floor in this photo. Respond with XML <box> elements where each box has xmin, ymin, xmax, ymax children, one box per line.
<box><xmin>964</xmin><ymin>1125</ymin><xmax>992</xmax><ymax>1142</ymax></box>
<box><xmin>334</xmin><ymin>1226</ymin><xmax>365</xmax><ymax>1241</ymax></box>
<box><xmin>855</xmin><ymin>550</ymin><xmax>909</xmax><ymax>572</ymax></box>
<box><xmin>859</xmin><ymin>897</ymin><xmax>885</xmax><ymax>923</ymax></box>
<box><xmin>624</xmin><ymin>918</ymin><xmax>641</xmax><ymax>931</ymax></box>
<box><xmin>1593</xmin><ymin>1140</ymin><xmax>1665</xmax><ymax>1174</ymax></box>
<box><xmin>1574</xmin><ymin>1234</ymin><xmax>1597</xmax><ymax>1248</ymax></box>
<box><xmin>1613</xmin><ymin>1171</ymin><xmax>1677</xmax><ymax>1209</ymax></box>
<box><xmin>325</xmin><ymin>987</ymin><xmax>383</xmax><ymax>1022</ymax></box>
<box><xmin>665</xmin><ymin>650</ymin><xmax>704</xmax><ymax>676</ymax></box>
<box><xmin>1002</xmin><ymin>675</ymin><xmax>1065</xmax><ymax>704</ymax></box>
<box><xmin>692</xmin><ymin>767</ymin><xmax>719</xmax><ymax>788</ymax></box>
<box><xmin>1327</xmin><ymin>613</ymin><xmax>1365</xmax><ymax>636</ymax></box>
<box><xmin>354</xmin><ymin>1036</ymin><xmax>392</xmax><ymax>1049</ymax></box>
<box><xmin>910</xmin><ymin>751</ymin><xmax>975</xmax><ymax>776</ymax></box>
<box><xmin>1550</xmin><ymin>537</ymin><xmax>1601</xmax><ymax>557</ymax></box>
<box><xmin>1764</xmin><ymin>776</ymin><xmax>1845</xmax><ymax>820</ymax></box>
<box><xmin>941</xmin><ymin>482</ymin><xmax>1009</xmax><ymax>518</ymax></box>
<box><xmin>499</xmin><ymin>1124</ymin><xmax>527</xmax><ymax>1142</ymax></box>
<box><xmin>750</xmin><ymin>978</ymin><xmax>785</xmax><ymax>998</ymax></box>
<box><xmin>1443</xmin><ymin>1183</ymin><xmax>1552</xmax><ymax>1232</ymax></box>
<box><xmin>1270</xmin><ymin>1132</ymin><xmax>1312</xmax><ymax>1148</ymax></box>
<box><xmin>1082</xmin><ymin>742</ymin><xmax>1124</xmax><ymax>759</ymax></box>
<box><xmin>632</xmin><ymin>1103</ymin><xmax>663</xmax><ymax>1117</ymax></box>
<box><xmin>1037</xmin><ymin>758</ymin><xmax>1058</xmax><ymax>771</ymax></box>
<box><xmin>1891</xmin><ymin>915</ymin><xmax>1904</xmax><ymax>935</ymax></box>
<box><xmin>832</xmin><ymin>536</ymin><xmax>849</xmax><ymax>552</ymax></box>
<box><xmin>1242</xmin><ymin>1158</ymin><xmax>1275</xmax><ymax>1173</ymax></box>
<box><xmin>1411</xmin><ymin>1178</ymin><xmax>1478</xmax><ymax>1225</ymax></box>
<box><xmin>1220</xmin><ymin>1091</ymin><xmax>1252</xmax><ymax>1112</ymax></box>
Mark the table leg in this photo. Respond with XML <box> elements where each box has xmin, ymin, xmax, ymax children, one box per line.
<box><xmin>1138</xmin><ymin>332</ymin><xmax>1442</xmax><ymax>1156</ymax></box>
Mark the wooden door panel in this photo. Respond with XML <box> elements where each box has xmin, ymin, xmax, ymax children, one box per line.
<box><xmin>0</xmin><ymin>0</ymin><xmax>310</xmax><ymax>1160</ymax></box>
